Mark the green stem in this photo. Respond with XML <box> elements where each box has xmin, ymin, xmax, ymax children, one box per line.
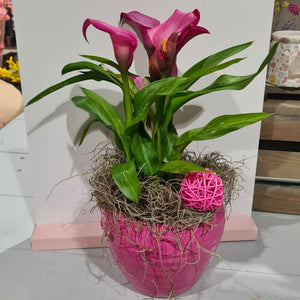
<box><xmin>121</xmin><ymin>71</ymin><xmax>132</xmax><ymax>126</ymax></box>
<box><xmin>163</xmin><ymin>95</ymin><xmax>169</xmax><ymax>113</ymax></box>
<box><xmin>153</xmin><ymin>99</ymin><xmax>164</xmax><ymax>166</ymax></box>
<box><xmin>120</xmin><ymin>71</ymin><xmax>133</xmax><ymax>162</ymax></box>
<box><xmin>156</xmin><ymin>129</ymin><xmax>162</xmax><ymax>166</ymax></box>
<box><xmin>123</xmin><ymin>138</ymin><xmax>132</xmax><ymax>161</ymax></box>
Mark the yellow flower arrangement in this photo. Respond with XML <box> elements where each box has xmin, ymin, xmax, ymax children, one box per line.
<box><xmin>274</xmin><ymin>0</ymin><xmax>290</xmax><ymax>12</ymax></box>
<box><xmin>0</xmin><ymin>56</ymin><xmax>21</xmax><ymax>83</ymax></box>
<box><xmin>283</xmin><ymin>1</ymin><xmax>290</xmax><ymax>7</ymax></box>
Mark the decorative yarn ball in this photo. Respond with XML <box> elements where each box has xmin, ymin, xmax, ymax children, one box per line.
<box><xmin>179</xmin><ymin>171</ymin><xmax>224</xmax><ymax>211</ymax></box>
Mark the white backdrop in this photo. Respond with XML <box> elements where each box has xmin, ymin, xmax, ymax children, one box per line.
<box><xmin>13</xmin><ymin>0</ymin><xmax>274</xmax><ymax>225</ymax></box>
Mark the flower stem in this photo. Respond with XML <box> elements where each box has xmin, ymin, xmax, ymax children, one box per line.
<box><xmin>156</xmin><ymin>129</ymin><xmax>162</xmax><ymax>165</ymax></box>
<box><xmin>153</xmin><ymin>99</ymin><xmax>164</xmax><ymax>166</ymax></box>
<box><xmin>121</xmin><ymin>71</ymin><xmax>132</xmax><ymax>126</ymax></box>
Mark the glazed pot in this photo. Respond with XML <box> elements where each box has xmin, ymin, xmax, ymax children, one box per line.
<box><xmin>101</xmin><ymin>208</ymin><xmax>225</xmax><ymax>298</ymax></box>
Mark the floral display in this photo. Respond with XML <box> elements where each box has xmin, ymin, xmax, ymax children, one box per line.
<box><xmin>273</xmin><ymin>0</ymin><xmax>300</xmax><ymax>31</ymax></box>
<box><xmin>0</xmin><ymin>0</ymin><xmax>12</xmax><ymax>21</ymax></box>
<box><xmin>26</xmin><ymin>9</ymin><xmax>278</xmax><ymax>297</ymax></box>
<box><xmin>28</xmin><ymin>9</ymin><xmax>277</xmax><ymax>203</ymax></box>
<box><xmin>120</xmin><ymin>9</ymin><xmax>209</xmax><ymax>80</ymax></box>
<box><xmin>0</xmin><ymin>56</ymin><xmax>20</xmax><ymax>82</ymax></box>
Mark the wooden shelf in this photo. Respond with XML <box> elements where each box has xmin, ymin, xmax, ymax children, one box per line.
<box><xmin>2</xmin><ymin>48</ymin><xmax>18</xmax><ymax>56</ymax></box>
<box><xmin>265</xmin><ymin>83</ymin><xmax>300</xmax><ymax>94</ymax></box>
<box><xmin>256</xmin><ymin>150</ymin><xmax>300</xmax><ymax>180</ymax></box>
<box><xmin>253</xmin><ymin>184</ymin><xmax>300</xmax><ymax>215</ymax></box>
<box><xmin>254</xmin><ymin>82</ymin><xmax>300</xmax><ymax>215</ymax></box>
<box><xmin>260</xmin><ymin>98</ymin><xmax>300</xmax><ymax>142</ymax></box>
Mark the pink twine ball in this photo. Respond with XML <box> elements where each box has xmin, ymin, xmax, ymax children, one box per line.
<box><xmin>179</xmin><ymin>171</ymin><xmax>224</xmax><ymax>211</ymax></box>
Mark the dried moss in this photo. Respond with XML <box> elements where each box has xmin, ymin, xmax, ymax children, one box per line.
<box><xmin>89</xmin><ymin>146</ymin><xmax>242</xmax><ymax>228</ymax></box>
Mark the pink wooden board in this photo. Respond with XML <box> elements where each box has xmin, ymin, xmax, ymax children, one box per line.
<box><xmin>31</xmin><ymin>215</ymin><xmax>257</xmax><ymax>251</ymax></box>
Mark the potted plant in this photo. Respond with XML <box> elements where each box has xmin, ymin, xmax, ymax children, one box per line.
<box><xmin>27</xmin><ymin>9</ymin><xmax>277</xmax><ymax>298</ymax></box>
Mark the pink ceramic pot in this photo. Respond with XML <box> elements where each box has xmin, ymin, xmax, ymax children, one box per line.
<box><xmin>102</xmin><ymin>208</ymin><xmax>225</xmax><ymax>297</ymax></box>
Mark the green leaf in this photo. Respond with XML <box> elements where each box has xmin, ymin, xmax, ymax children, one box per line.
<box><xmin>160</xmin><ymin>122</ymin><xmax>178</xmax><ymax>162</ymax></box>
<box><xmin>131</xmin><ymin>129</ymin><xmax>159</xmax><ymax>176</ymax></box>
<box><xmin>171</xmin><ymin>112</ymin><xmax>270</xmax><ymax>159</ymax></box>
<box><xmin>133</xmin><ymin>77</ymin><xmax>187</xmax><ymax>111</ymax></box>
<box><xmin>111</xmin><ymin>160</ymin><xmax>141</xmax><ymax>202</ymax></box>
<box><xmin>171</xmin><ymin>41</ymin><xmax>279</xmax><ymax>113</ymax></box>
<box><xmin>159</xmin><ymin>160</ymin><xmax>208</xmax><ymax>174</ymax></box>
<box><xmin>72</xmin><ymin>94</ymin><xmax>132</xmax><ymax>159</ymax></box>
<box><xmin>129</xmin><ymin>77</ymin><xmax>187</xmax><ymax>128</ymax></box>
<box><xmin>182</xmin><ymin>57</ymin><xmax>246</xmax><ymax>90</ymax></box>
<box><xmin>113</xmin><ymin>131</ymin><xmax>132</xmax><ymax>159</ymax></box>
<box><xmin>79</xmin><ymin>88</ymin><xmax>126</xmax><ymax>134</ymax></box>
<box><xmin>26</xmin><ymin>72</ymin><xmax>103</xmax><ymax>106</ymax></box>
<box><xmin>161</xmin><ymin>58</ymin><xmax>245</xmax><ymax>127</ymax></box>
<box><xmin>61</xmin><ymin>61</ymin><xmax>120</xmax><ymax>86</ymax></box>
<box><xmin>71</xmin><ymin>96</ymin><xmax>110</xmax><ymax>127</ymax></box>
<box><xmin>80</xmin><ymin>55</ymin><xmax>120</xmax><ymax>70</ymax></box>
<box><xmin>183</xmin><ymin>41</ymin><xmax>253</xmax><ymax>77</ymax></box>
<box><xmin>114</xmin><ymin>130</ymin><xmax>125</xmax><ymax>152</ymax></box>
<box><xmin>72</xmin><ymin>89</ymin><xmax>134</xmax><ymax>160</ymax></box>
<box><xmin>80</xmin><ymin>55</ymin><xmax>138</xmax><ymax>78</ymax></box>
<box><xmin>79</xmin><ymin>119</ymin><xmax>99</xmax><ymax>146</ymax></box>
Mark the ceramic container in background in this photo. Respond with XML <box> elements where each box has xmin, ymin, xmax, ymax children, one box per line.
<box><xmin>267</xmin><ymin>30</ymin><xmax>300</xmax><ymax>87</ymax></box>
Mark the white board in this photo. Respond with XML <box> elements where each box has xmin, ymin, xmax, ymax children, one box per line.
<box><xmin>12</xmin><ymin>0</ymin><xmax>274</xmax><ymax>225</ymax></box>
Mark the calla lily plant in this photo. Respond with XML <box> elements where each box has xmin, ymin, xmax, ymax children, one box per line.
<box><xmin>27</xmin><ymin>9</ymin><xmax>278</xmax><ymax>202</ymax></box>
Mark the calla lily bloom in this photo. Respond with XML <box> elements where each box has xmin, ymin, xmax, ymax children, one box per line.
<box><xmin>121</xmin><ymin>9</ymin><xmax>209</xmax><ymax>80</ymax></box>
<box><xmin>120</xmin><ymin>11</ymin><xmax>160</xmax><ymax>56</ymax></box>
<box><xmin>83</xmin><ymin>18</ymin><xmax>138</xmax><ymax>72</ymax></box>
<box><xmin>130</xmin><ymin>76</ymin><xmax>148</xmax><ymax>90</ymax></box>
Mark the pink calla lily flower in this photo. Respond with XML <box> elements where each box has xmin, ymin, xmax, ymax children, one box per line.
<box><xmin>120</xmin><ymin>11</ymin><xmax>160</xmax><ymax>56</ymax></box>
<box><xmin>130</xmin><ymin>76</ymin><xmax>148</xmax><ymax>90</ymax></box>
<box><xmin>121</xmin><ymin>9</ymin><xmax>209</xmax><ymax>80</ymax></box>
<box><xmin>83</xmin><ymin>18</ymin><xmax>138</xmax><ymax>72</ymax></box>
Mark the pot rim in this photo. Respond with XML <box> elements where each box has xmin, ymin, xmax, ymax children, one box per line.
<box><xmin>272</xmin><ymin>30</ymin><xmax>300</xmax><ymax>42</ymax></box>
